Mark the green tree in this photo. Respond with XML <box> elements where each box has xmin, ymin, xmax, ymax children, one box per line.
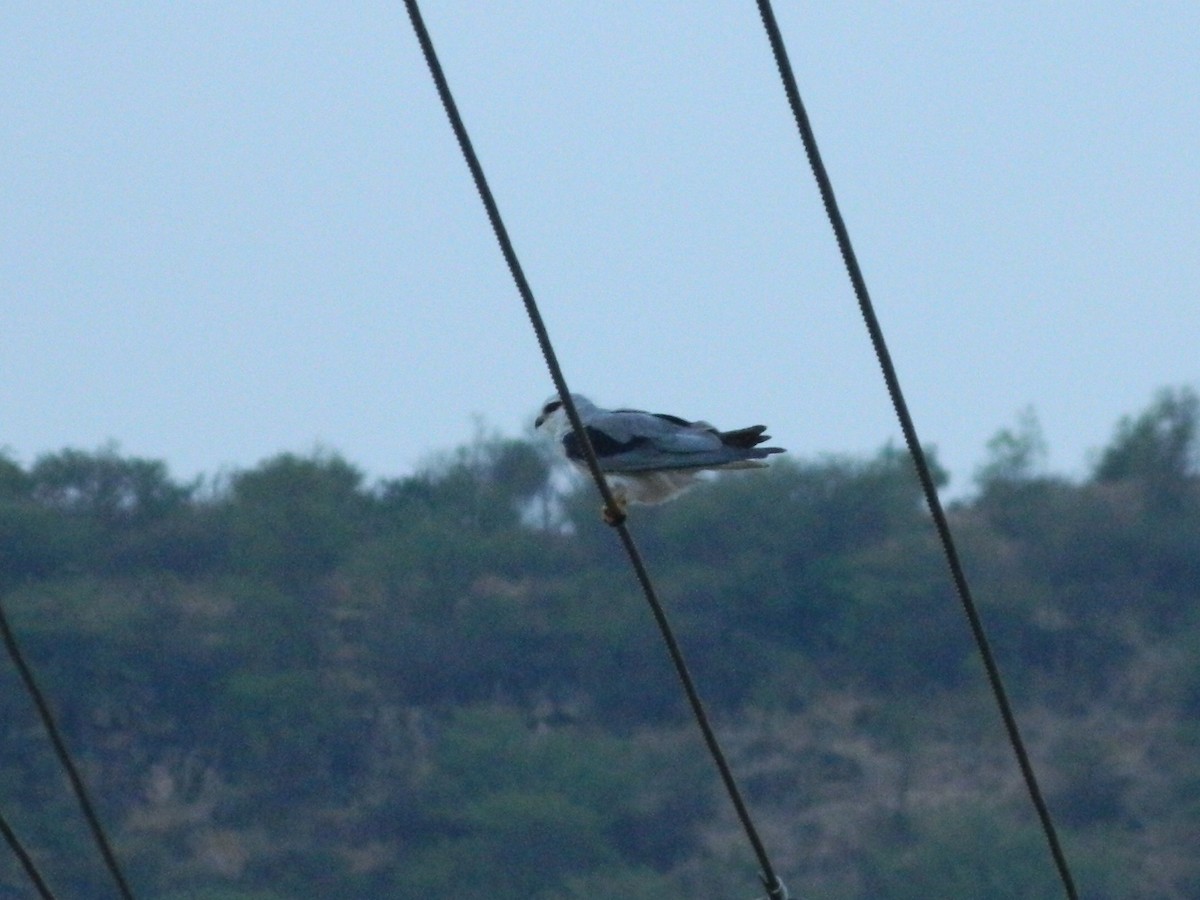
<box><xmin>976</xmin><ymin>406</ymin><xmax>1047</xmax><ymax>489</ymax></box>
<box><xmin>30</xmin><ymin>445</ymin><xmax>191</xmax><ymax>523</ymax></box>
<box><xmin>862</xmin><ymin>804</ymin><xmax>1128</xmax><ymax>899</ymax></box>
<box><xmin>391</xmin><ymin>707</ymin><xmax>709</xmax><ymax>896</ymax></box>
<box><xmin>378</xmin><ymin>434</ymin><xmax>553</xmax><ymax>533</ymax></box>
<box><xmin>1095</xmin><ymin>386</ymin><xmax>1198</xmax><ymax>485</ymax></box>
<box><xmin>0</xmin><ymin>450</ymin><xmax>29</xmax><ymax>498</ymax></box>
<box><xmin>226</xmin><ymin>451</ymin><xmax>369</xmax><ymax>588</ymax></box>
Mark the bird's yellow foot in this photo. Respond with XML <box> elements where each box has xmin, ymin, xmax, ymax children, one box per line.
<box><xmin>601</xmin><ymin>494</ymin><xmax>628</xmax><ymax>526</ymax></box>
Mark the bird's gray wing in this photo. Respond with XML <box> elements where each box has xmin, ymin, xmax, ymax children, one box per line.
<box><xmin>563</xmin><ymin>416</ymin><xmax>746</xmax><ymax>472</ymax></box>
<box><xmin>578</xmin><ymin>408</ymin><xmax>690</xmax><ymax>441</ymax></box>
<box><xmin>563</xmin><ymin>406</ymin><xmax>784</xmax><ymax>472</ymax></box>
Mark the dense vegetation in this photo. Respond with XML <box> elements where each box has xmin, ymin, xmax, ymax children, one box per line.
<box><xmin>1</xmin><ymin>388</ymin><xmax>1198</xmax><ymax>898</ymax></box>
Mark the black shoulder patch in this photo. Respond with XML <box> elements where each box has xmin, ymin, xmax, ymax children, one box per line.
<box><xmin>563</xmin><ymin>427</ymin><xmax>647</xmax><ymax>460</ymax></box>
<box><xmin>652</xmin><ymin>412</ymin><xmax>692</xmax><ymax>427</ymax></box>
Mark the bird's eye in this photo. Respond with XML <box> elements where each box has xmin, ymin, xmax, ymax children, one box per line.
<box><xmin>541</xmin><ymin>400</ymin><xmax>563</xmax><ymax>416</ymax></box>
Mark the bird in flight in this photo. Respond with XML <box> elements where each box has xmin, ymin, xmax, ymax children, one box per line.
<box><xmin>535</xmin><ymin>394</ymin><xmax>785</xmax><ymax>520</ymax></box>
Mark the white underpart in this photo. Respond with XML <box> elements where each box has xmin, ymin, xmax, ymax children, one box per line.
<box><xmin>606</xmin><ymin>469</ymin><xmax>704</xmax><ymax>506</ymax></box>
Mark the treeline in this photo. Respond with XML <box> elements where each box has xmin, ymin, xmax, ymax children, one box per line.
<box><xmin>0</xmin><ymin>388</ymin><xmax>1197</xmax><ymax>898</ymax></box>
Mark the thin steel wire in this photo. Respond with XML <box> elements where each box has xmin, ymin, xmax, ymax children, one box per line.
<box><xmin>0</xmin><ymin>809</ymin><xmax>58</xmax><ymax>900</ymax></box>
<box><xmin>402</xmin><ymin>2</ymin><xmax>787</xmax><ymax>896</ymax></box>
<box><xmin>752</xmin><ymin>3</ymin><xmax>1078</xmax><ymax>897</ymax></box>
<box><xmin>0</xmin><ymin>597</ymin><xmax>136</xmax><ymax>899</ymax></box>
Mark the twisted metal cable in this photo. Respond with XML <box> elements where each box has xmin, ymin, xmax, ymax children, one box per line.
<box><xmin>0</xmin><ymin>809</ymin><xmax>58</xmax><ymax>900</ymax></box>
<box><xmin>402</xmin><ymin>3</ymin><xmax>787</xmax><ymax>896</ymax></box>
<box><xmin>752</xmin><ymin>3</ymin><xmax>1077</xmax><ymax>897</ymax></box>
<box><xmin>0</xmin><ymin>596</ymin><xmax>135</xmax><ymax>899</ymax></box>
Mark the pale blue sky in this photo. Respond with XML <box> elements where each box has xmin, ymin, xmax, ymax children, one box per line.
<box><xmin>3</xmin><ymin>4</ymin><xmax>1197</xmax><ymax>493</ymax></box>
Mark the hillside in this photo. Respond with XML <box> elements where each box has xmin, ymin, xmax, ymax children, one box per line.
<box><xmin>1</xmin><ymin>388</ymin><xmax>1198</xmax><ymax>898</ymax></box>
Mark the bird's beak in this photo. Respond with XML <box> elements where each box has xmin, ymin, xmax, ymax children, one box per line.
<box><xmin>535</xmin><ymin>413</ymin><xmax>546</xmax><ymax>428</ymax></box>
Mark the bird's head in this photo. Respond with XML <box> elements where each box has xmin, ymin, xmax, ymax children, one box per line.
<box><xmin>535</xmin><ymin>393</ymin><xmax>593</xmax><ymax>431</ymax></box>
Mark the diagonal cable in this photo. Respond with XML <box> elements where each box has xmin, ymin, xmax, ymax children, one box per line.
<box><xmin>0</xmin><ymin>597</ymin><xmax>136</xmax><ymax>900</ymax></box>
<box><xmin>752</xmin><ymin>2</ymin><xmax>1078</xmax><ymax>898</ymax></box>
<box><xmin>402</xmin><ymin>2</ymin><xmax>788</xmax><ymax>897</ymax></box>
<box><xmin>0</xmin><ymin>808</ymin><xmax>58</xmax><ymax>900</ymax></box>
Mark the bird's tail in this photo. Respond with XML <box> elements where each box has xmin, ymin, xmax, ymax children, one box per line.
<box><xmin>720</xmin><ymin>425</ymin><xmax>774</xmax><ymax>448</ymax></box>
